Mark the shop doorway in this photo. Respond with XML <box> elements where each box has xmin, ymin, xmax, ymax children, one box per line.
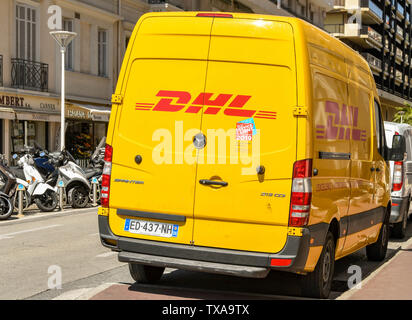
<box><xmin>65</xmin><ymin>121</ymin><xmax>108</xmax><ymax>166</ymax></box>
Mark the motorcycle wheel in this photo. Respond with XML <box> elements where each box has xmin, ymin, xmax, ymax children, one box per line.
<box><xmin>69</xmin><ymin>186</ymin><xmax>89</xmax><ymax>208</ymax></box>
<box><xmin>0</xmin><ymin>196</ymin><xmax>13</xmax><ymax>220</ymax></box>
<box><xmin>34</xmin><ymin>190</ymin><xmax>58</xmax><ymax>212</ymax></box>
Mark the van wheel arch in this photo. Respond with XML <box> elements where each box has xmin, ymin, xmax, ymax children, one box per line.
<box><xmin>328</xmin><ymin>218</ymin><xmax>340</xmax><ymax>247</ymax></box>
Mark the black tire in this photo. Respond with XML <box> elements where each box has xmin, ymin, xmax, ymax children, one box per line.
<box><xmin>34</xmin><ymin>190</ymin><xmax>58</xmax><ymax>212</ymax></box>
<box><xmin>366</xmin><ymin>212</ymin><xmax>389</xmax><ymax>261</ymax></box>
<box><xmin>392</xmin><ymin>206</ymin><xmax>408</xmax><ymax>239</ymax></box>
<box><xmin>0</xmin><ymin>196</ymin><xmax>13</xmax><ymax>220</ymax></box>
<box><xmin>301</xmin><ymin>232</ymin><xmax>335</xmax><ymax>299</ymax></box>
<box><xmin>69</xmin><ymin>186</ymin><xmax>89</xmax><ymax>208</ymax></box>
<box><xmin>128</xmin><ymin>263</ymin><xmax>165</xmax><ymax>284</ymax></box>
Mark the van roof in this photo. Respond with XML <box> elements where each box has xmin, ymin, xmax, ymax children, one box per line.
<box><xmin>138</xmin><ymin>11</ymin><xmax>377</xmax><ymax>97</ymax></box>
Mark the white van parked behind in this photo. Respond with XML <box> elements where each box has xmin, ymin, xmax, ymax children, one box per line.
<box><xmin>384</xmin><ymin>121</ymin><xmax>412</xmax><ymax>238</ymax></box>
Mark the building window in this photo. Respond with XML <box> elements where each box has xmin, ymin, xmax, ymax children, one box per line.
<box><xmin>98</xmin><ymin>29</ymin><xmax>107</xmax><ymax>77</ymax></box>
<box><xmin>63</xmin><ymin>19</ymin><xmax>74</xmax><ymax>71</ymax></box>
<box><xmin>16</xmin><ymin>3</ymin><xmax>37</xmax><ymax>61</ymax></box>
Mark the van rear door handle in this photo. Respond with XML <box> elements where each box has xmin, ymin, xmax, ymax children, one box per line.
<box><xmin>199</xmin><ymin>179</ymin><xmax>228</xmax><ymax>187</ymax></box>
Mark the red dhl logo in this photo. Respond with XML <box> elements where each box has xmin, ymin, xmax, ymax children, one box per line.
<box><xmin>135</xmin><ymin>90</ymin><xmax>277</xmax><ymax>120</ymax></box>
<box><xmin>316</xmin><ymin>101</ymin><xmax>366</xmax><ymax>141</ymax></box>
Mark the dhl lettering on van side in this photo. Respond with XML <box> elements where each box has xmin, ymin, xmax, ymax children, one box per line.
<box><xmin>316</xmin><ymin>101</ymin><xmax>367</xmax><ymax>141</ymax></box>
<box><xmin>135</xmin><ymin>90</ymin><xmax>277</xmax><ymax>120</ymax></box>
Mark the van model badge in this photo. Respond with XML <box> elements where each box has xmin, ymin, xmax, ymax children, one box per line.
<box><xmin>114</xmin><ymin>179</ymin><xmax>144</xmax><ymax>184</ymax></box>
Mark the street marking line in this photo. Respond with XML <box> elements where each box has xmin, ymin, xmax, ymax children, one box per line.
<box><xmin>0</xmin><ymin>224</ymin><xmax>62</xmax><ymax>240</ymax></box>
<box><xmin>337</xmin><ymin>234</ymin><xmax>412</xmax><ymax>300</ymax></box>
<box><xmin>53</xmin><ymin>288</ymin><xmax>94</xmax><ymax>300</ymax></box>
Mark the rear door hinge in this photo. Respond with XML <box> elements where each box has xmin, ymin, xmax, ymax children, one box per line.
<box><xmin>293</xmin><ymin>106</ymin><xmax>308</xmax><ymax>117</ymax></box>
<box><xmin>111</xmin><ymin>94</ymin><xmax>123</xmax><ymax>105</ymax></box>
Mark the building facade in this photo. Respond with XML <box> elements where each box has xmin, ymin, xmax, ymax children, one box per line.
<box><xmin>325</xmin><ymin>0</ymin><xmax>412</xmax><ymax>120</ymax></box>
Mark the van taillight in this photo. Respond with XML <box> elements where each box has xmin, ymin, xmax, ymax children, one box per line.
<box><xmin>289</xmin><ymin>159</ymin><xmax>312</xmax><ymax>227</ymax></box>
<box><xmin>393</xmin><ymin>161</ymin><xmax>403</xmax><ymax>191</ymax></box>
<box><xmin>101</xmin><ymin>144</ymin><xmax>113</xmax><ymax>208</ymax></box>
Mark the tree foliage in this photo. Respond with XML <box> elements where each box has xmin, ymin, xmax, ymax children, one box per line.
<box><xmin>392</xmin><ymin>106</ymin><xmax>412</xmax><ymax>125</ymax></box>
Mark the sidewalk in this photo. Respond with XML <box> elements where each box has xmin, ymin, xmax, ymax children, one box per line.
<box><xmin>338</xmin><ymin>237</ymin><xmax>412</xmax><ymax>300</ymax></box>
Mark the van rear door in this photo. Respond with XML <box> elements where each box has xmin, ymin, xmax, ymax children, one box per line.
<box><xmin>193</xmin><ymin>18</ymin><xmax>298</xmax><ymax>253</ymax></box>
<box><xmin>108</xmin><ymin>16</ymin><xmax>213</xmax><ymax>245</ymax></box>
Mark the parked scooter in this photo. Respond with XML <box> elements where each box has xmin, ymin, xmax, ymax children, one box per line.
<box><xmin>48</xmin><ymin>149</ymin><xmax>92</xmax><ymax>208</ymax></box>
<box><xmin>11</xmin><ymin>149</ymin><xmax>58</xmax><ymax>212</ymax></box>
<box><xmin>84</xmin><ymin>137</ymin><xmax>105</xmax><ymax>203</ymax></box>
<box><xmin>0</xmin><ymin>155</ymin><xmax>17</xmax><ymax>220</ymax></box>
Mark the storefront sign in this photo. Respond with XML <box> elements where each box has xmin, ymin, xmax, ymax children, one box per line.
<box><xmin>0</xmin><ymin>95</ymin><xmax>27</xmax><ymax>108</ymax></box>
<box><xmin>0</xmin><ymin>92</ymin><xmax>59</xmax><ymax>113</ymax></box>
<box><xmin>66</xmin><ymin>104</ymin><xmax>92</xmax><ymax>120</ymax></box>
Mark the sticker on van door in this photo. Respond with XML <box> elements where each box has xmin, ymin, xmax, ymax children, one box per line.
<box><xmin>135</xmin><ymin>90</ymin><xmax>277</xmax><ymax>120</ymax></box>
<box><xmin>236</xmin><ymin>118</ymin><xmax>257</xmax><ymax>141</ymax></box>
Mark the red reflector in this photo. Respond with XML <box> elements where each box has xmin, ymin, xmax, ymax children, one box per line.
<box><xmin>270</xmin><ymin>258</ymin><xmax>292</xmax><ymax>267</ymax></box>
<box><xmin>104</xmin><ymin>144</ymin><xmax>113</xmax><ymax>162</ymax></box>
<box><xmin>392</xmin><ymin>203</ymin><xmax>399</xmax><ymax>206</ymax></box>
<box><xmin>196</xmin><ymin>13</ymin><xmax>233</xmax><ymax>18</ymax></box>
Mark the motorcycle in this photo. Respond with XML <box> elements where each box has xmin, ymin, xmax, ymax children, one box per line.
<box><xmin>0</xmin><ymin>155</ymin><xmax>17</xmax><ymax>220</ymax></box>
<box><xmin>11</xmin><ymin>149</ymin><xmax>58</xmax><ymax>212</ymax></box>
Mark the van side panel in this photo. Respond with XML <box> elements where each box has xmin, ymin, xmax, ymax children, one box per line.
<box><xmin>307</xmin><ymin>44</ymin><xmax>351</xmax><ymax>266</ymax></box>
<box><xmin>192</xmin><ymin>19</ymin><xmax>297</xmax><ymax>253</ymax></box>
<box><xmin>342</xmin><ymin>65</ymin><xmax>375</xmax><ymax>255</ymax></box>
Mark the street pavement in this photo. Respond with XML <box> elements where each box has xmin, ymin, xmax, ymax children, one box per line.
<box><xmin>1</xmin><ymin>207</ymin><xmax>412</xmax><ymax>300</ymax></box>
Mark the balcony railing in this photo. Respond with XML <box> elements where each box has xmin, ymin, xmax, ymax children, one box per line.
<box><xmin>361</xmin><ymin>52</ymin><xmax>382</xmax><ymax>71</ymax></box>
<box><xmin>0</xmin><ymin>55</ymin><xmax>3</xmax><ymax>87</ymax></box>
<box><xmin>361</xmin><ymin>0</ymin><xmax>383</xmax><ymax>19</ymax></box>
<box><xmin>324</xmin><ymin>24</ymin><xmax>344</xmax><ymax>34</ymax></box>
<box><xmin>396</xmin><ymin>47</ymin><xmax>403</xmax><ymax>61</ymax></box>
<box><xmin>11</xmin><ymin>58</ymin><xmax>48</xmax><ymax>92</ymax></box>
<box><xmin>366</xmin><ymin>26</ymin><xmax>382</xmax><ymax>44</ymax></box>
<box><xmin>332</xmin><ymin>0</ymin><xmax>345</xmax><ymax>6</ymax></box>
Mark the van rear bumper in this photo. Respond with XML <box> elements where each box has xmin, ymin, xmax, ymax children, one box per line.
<box><xmin>98</xmin><ymin>216</ymin><xmax>311</xmax><ymax>278</ymax></box>
<box><xmin>390</xmin><ymin>196</ymin><xmax>409</xmax><ymax>224</ymax></box>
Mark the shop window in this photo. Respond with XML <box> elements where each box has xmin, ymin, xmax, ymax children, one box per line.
<box><xmin>66</xmin><ymin>122</ymin><xmax>93</xmax><ymax>159</ymax></box>
<box><xmin>65</xmin><ymin>121</ymin><xmax>108</xmax><ymax>162</ymax></box>
<box><xmin>11</xmin><ymin>120</ymin><xmax>45</xmax><ymax>153</ymax></box>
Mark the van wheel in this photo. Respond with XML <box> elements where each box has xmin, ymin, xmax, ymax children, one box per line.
<box><xmin>301</xmin><ymin>232</ymin><xmax>335</xmax><ymax>299</ymax></box>
<box><xmin>128</xmin><ymin>263</ymin><xmax>165</xmax><ymax>284</ymax></box>
<box><xmin>366</xmin><ymin>215</ymin><xmax>389</xmax><ymax>261</ymax></box>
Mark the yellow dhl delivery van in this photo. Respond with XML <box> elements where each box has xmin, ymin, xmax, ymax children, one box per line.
<box><xmin>98</xmin><ymin>12</ymin><xmax>406</xmax><ymax>298</ymax></box>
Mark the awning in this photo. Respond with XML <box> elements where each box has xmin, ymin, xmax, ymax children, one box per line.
<box><xmin>0</xmin><ymin>107</ymin><xmax>16</xmax><ymax>120</ymax></box>
<box><xmin>66</xmin><ymin>103</ymin><xmax>111</xmax><ymax>122</ymax></box>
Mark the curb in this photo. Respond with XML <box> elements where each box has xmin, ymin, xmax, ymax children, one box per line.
<box><xmin>0</xmin><ymin>207</ymin><xmax>98</xmax><ymax>226</ymax></box>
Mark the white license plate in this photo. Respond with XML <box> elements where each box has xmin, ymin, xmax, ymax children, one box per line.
<box><xmin>124</xmin><ymin>219</ymin><xmax>178</xmax><ymax>238</ymax></box>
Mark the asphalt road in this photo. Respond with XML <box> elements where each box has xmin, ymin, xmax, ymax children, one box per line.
<box><xmin>0</xmin><ymin>208</ymin><xmax>411</xmax><ymax>300</ymax></box>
